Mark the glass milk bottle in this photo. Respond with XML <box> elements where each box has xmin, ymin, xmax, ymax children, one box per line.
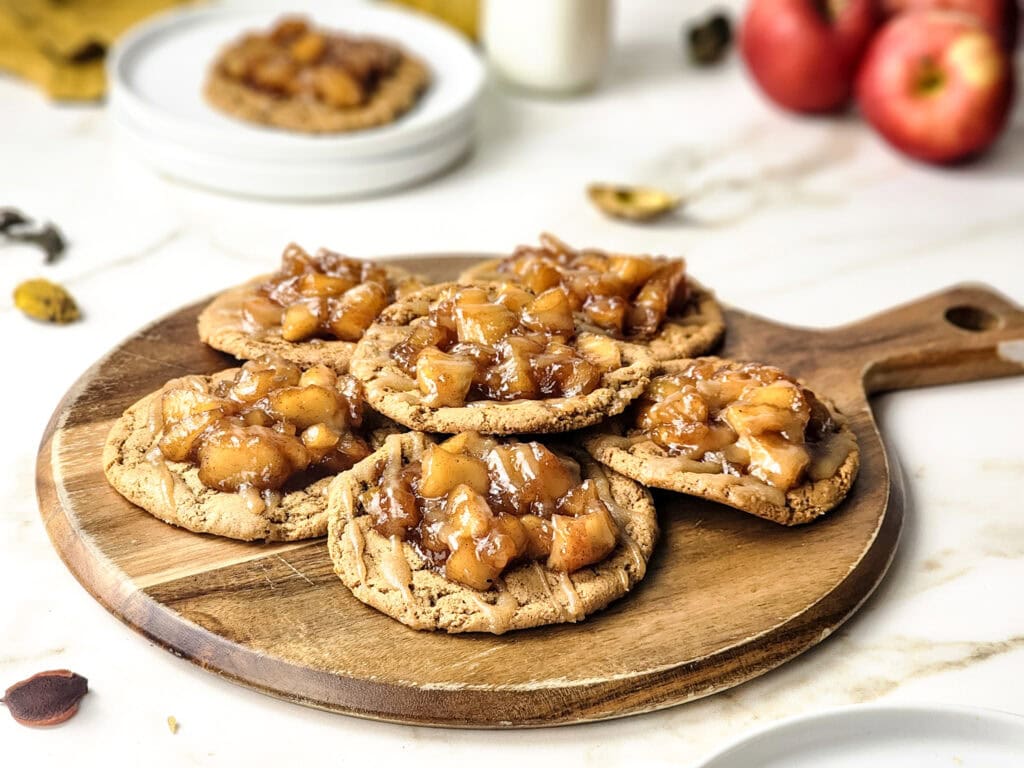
<box><xmin>482</xmin><ymin>0</ymin><xmax>612</xmax><ymax>94</ymax></box>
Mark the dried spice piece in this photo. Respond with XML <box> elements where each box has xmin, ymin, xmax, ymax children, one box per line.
<box><xmin>587</xmin><ymin>183</ymin><xmax>681</xmax><ymax>222</ymax></box>
<box><xmin>0</xmin><ymin>209</ymin><xmax>29</xmax><ymax>231</ymax></box>
<box><xmin>13</xmin><ymin>278</ymin><xmax>81</xmax><ymax>323</ymax></box>
<box><xmin>0</xmin><ymin>207</ymin><xmax>67</xmax><ymax>264</ymax></box>
<box><xmin>686</xmin><ymin>12</ymin><xmax>733</xmax><ymax>66</ymax></box>
<box><xmin>2</xmin><ymin>670</ymin><xmax>89</xmax><ymax>727</ymax></box>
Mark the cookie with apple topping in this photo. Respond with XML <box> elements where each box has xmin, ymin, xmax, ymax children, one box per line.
<box><xmin>458</xmin><ymin>234</ymin><xmax>725</xmax><ymax>361</ymax></box>
<box><xmin>198</xmin><ymin>243</ymin><xmax>422</xmax><ymax>372</ymax></box>
<box><xmin>103</xmin><ymin>356</ymin><xmax>390</xmax><ymax>541</ymax></box>
<box><xmin>583</xmin><ymin>358</ymin><xmax>859</xmax><ymax>525</ymax></box>
<box><xmin>205</xmin><ymin>16</ymin><xmax>430</xmax><ymax>134</ymax></box>
<box><xmin>348</xmin><ymin>281</ymin><xmax>656</xmax><ymax>434</ymax></box>
<box><xmin>327</xmin><ymin>431</ymin><xmax>658</xmax><ymax>633</ymax></box>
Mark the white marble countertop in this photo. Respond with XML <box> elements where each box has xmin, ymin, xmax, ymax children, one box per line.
<box><xmin>2</xmin><ymin>1</ymin><xmax>1022</xmax><ymax>764</ymax></box>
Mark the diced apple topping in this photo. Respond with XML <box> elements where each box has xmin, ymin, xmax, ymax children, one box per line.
<box><xmin>495</xmin><ymin>235</ymin><xmax>691</xmax><ymax>339</ymax></box>
<box><xmin>632</xmin><ymin>359</ymin><xmax>843</xmax><ymax>491</ymax></box>
<box><xmin>156</xmin><ymin>356</ymin><xmax>370</xmax><ymax>491</ymax></box>
<box><xmin>364</xmin><ymin>433</ymin><xmax>620</xmax><ymax>590</ymax></box>
<box><xmin>522</xmin><ymin>287</ymin><xmax>575</xmax><ymax>335</ymax></box>
<box><xmin>416</xmin><ymin>348</ymin><xmax>476</xmax><ymax>407</ymax></box>
<box><xmin>255</xmin><ymin>243</ymin><xmax>411</xmax><ymax>343</ymax></box>
<box><xmin>548</xmin><ymin>505</ymin><xmax>618</xmax><ymax>573</ymax></box>
<box><xmin>420</xmin><ymin>443</ymin><xmax>490</xmax><ymax>497</ymax></box>
<box><xmin>456</xmin><ymin>296</ymin><xmax>520</xmax><ymax>342</ymax></box>
<box><xmin>576</xmin><ymin>333</ymin><xmax>622</xmax><ymax>371</ymax></box>
<box><xmin>391</xmin><ymin>283</ymin><xmax>619</xmax><ymax>407</ymax></box>
<box><xmin>216</xmin><ymin>17</ymin><xmax>402</xmax><ymax>108</ymax></box>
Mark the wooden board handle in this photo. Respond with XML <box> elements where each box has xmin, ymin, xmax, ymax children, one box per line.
<box><xmin>823</xmin><ymin>283</ymin><xmax>1024</xmax><ymax>394</ymax></box>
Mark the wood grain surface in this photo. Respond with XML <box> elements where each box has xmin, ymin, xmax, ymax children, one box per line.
<box><xmin>36</xmin><ymin>257</ymin><xmax>1024</xmax><ymax>728</ymax></box>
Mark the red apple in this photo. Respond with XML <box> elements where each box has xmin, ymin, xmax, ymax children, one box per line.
<box><xmin>856</xmin><ymin>11</ymin><xmax>1014</xmax><ymax>163</ymax></box>
<box><xmin>880</xmin><ymin>0</ymin><xmax>1019</xmax><ymax>50</ymax></box>
<box><xmin>740</xmin><ymin>0</ymin><xmax>879</xmax><ymax>113</ymax></box>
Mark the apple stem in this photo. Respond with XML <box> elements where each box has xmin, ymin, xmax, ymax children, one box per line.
<box><xmin>915</xmin><ymin>58</ymin><xmax>945</xmax><ymax>95</ymax></box>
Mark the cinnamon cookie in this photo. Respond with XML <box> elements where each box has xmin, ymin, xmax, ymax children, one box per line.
<box><xmin>584</xmin><ymin>358</ymin><xmax>860</xmax><ymax>525</ymax></box>
<box><xmin>103</xmin><ymin>357</ymin><xmax>390</xmax><ymax>541</ymax></box>
<box><xmin>197</xmin><ymin>243</ymin><xmax>422</xmax><ymax>372</ymax></box>
<box><xmin>348</xmin><ymin>282</ymin><xmax>656</xmax><ymax>434</ymax></box>
<box><xmin>327</xmin><ymin>432</ymin><xmax>659</xmax><ymax>633</ymax></box>
<box><xmin>457</xmin><ymin>234</ymin><xmax>725</xmax><ymax>360</ymax></box>
<box><xmin>205</xmin><ymin>16</ymin><xmax>429</xmax><ymax>134</ymax></box>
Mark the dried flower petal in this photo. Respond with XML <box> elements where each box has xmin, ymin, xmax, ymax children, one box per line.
<box><xmin>2</xmin><ymin>670</ymin><xmax>89</xmax><ymax>727</ymax></box>
<box><xmin>13</xmin><ymin>278</ymin><xmax>81</xmax><ymax>323</ymax></box>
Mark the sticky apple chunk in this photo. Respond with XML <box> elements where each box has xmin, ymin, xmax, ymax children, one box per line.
<box><xmin>576</xmin><ymin>333</ymin><xmax>622</xmax><ymax>371</ymax></box>
<box><xmin>416</xmin><ymin>348</ymin><xmax>476</xmax><ymax>407</ymax></box>
<box><xmin>281</xmin><ymin>300</ymin><xmax>322</xmax><ymax>342</ymax></box>
<box><xmin>520</xmin><ymin>514</ymin><xmax>553</xmax><ymax>559</ymax></box>
<box><xmin>162</xmin><ymin>388</ymin><xmax>228</xmax><ymax>423</ymax></box>
<box><xmin>197</xmin><ymin>426</ymin><xmax>309</xmax><ymax>492</ymax></box>
<box><xmin>741</xmin><ymin>433</ymin><xmax>811</xmax><ymax>489</ymax></box>
<box><xmin>242</xmin><ymin>294</ymin><xmax>283</xmax><ymax>329</ymax></box>
<box><xmin>522</xmin><ymin>287</ymin><xmax>575</xmax><ymax>335</ymax></box>
<box><xmin>444</xmin><ymin>485</ymin><xmax>506</xmax><ymax>590</ymax></box>
<box><xmin>483</xmin><ymin>337</ymin><xmax>541</xmax><ymax>400</ymax></box>
<box><xmin>419</xmin><ymin>444</ymin><xmax>490</xmax><ymax>497</ymax></box>
<box><xmin>548</xmin><ymin>505</ymin><xmax>618</xmax><ymax>573</ymax></box>
<box><xmin>266</xmin><ymin>385</ymin><xmax>341</xmax><ymax>430</ymax></box>
<box><xmin>159</xmin><ymin>409</ymin><xmax>226</xmax><ymax>462</ymax></box>
<box><xmin>455</xmin><ymin>301</ymin><xmax>519</xmax><ymax>346</ymax></box>
<box><xmin>230</xmin><ymin>360</ymin><xmax>301</xmax><ymax>403</ymax></box>
<box><xmin>556</xmin><ymin>479</ymin><xmax>602</xmax><ymax>516</ymax></box>
<box><xmin>329</xmin><ymin>282</ymin><xmax>389</xmax><ymax>341</ymax></box>
<box><xmin>445</xmin><ymin>544</ymin><xmax>501</xmax><ymax>592</ymax></box>
<box><xmin>607</xmin><ymin>254</ymin><xmax>659</xmax><ymax>285</ymax></box>
<box><xmin>298</xmin><ymin>364</ymin><xmax>337</xmax><ymax>389</ymax></box>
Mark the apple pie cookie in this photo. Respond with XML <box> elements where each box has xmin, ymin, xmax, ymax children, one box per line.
<box><xmin>103</xmin><ymin>356</ymin><xmax>386</xmax><ymax>541</ymax></box>
<box><xmin>327</xmin><ymin>431</ymin><xmax>658</xmax><ymax>633</ymax></box>
<box><xmin>349</xmin><ymin>282</ymin><xmax>656</xmax><ymax>434</ymax></box>
<box><xmin>458</xmin><ymin>234</ymin><xmax>725</xmax><ymax>360</ymax></box>
<box><xmin>198</xmin><ymin>243</ymin><xmax>422</xmax><ymax>372</ymax></box>
<box><xmin>583</xmin><ymin>358</ymin><xmax>859</xmax><ymax>525</ymax></box>
<box><xmin>205</xmin><ymin>16</ymin><xmax>430</xmax><ymax>134</ymax></box>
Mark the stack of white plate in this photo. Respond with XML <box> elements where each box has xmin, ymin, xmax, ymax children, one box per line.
<box><xmin>109</xmin><ymin>2</ymin><xmax>484</xmax><ymax>200</ymax></box>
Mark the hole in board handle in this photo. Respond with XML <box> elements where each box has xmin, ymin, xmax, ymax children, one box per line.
<box><xmin>944</xmin><ymin>305</ymin><xmax>1001</xmax><ymax>332</ymax></box>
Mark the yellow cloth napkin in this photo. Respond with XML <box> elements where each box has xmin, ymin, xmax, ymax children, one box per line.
<box><xmin>0</xmin><ymin>0</ymin><xmax>192</xmax><ymax>100</ymax></box>
<box><xmin>387</xmin><ymin>0</ymin><xmax>478</xmax><ymax>40</ymax></box>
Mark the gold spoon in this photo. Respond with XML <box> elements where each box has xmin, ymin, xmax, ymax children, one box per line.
<box><xmin>586</xmin><ymin>183</ymin><xmax>682</xmax><ymax>222</ymax></box>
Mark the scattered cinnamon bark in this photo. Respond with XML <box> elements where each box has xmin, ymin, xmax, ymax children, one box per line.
<box><xmin>0</xmin><ymin>207</ymin><xmax>66</xmax><ymax>264</ymax></box>
<box><xmin>1</xmin><ymin>670</ymin><xmax>89</xmax><ymax>727</ymax></box>
<box><xmin>686</xmin><ymin>12</ymin><xmax>733</xmax><ymax>66</ymax></box>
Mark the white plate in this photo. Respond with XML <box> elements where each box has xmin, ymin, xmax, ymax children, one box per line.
<box><xmin>108</xmin><ymin>0</ymin><xmax>484</xmax><ymax>162</ymax></box>
<box><xmin>694</xmin><ymin>704</ymin><xmax>1024</xmax><ymax>768</ymax></box>
<box><xmin>115</xmin><ymin>108</ymin><xmax>474</xmax><ymax>199</ymax></box>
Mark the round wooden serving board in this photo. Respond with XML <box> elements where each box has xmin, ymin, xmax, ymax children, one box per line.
<box><xmin>37</xmin><ymin>256</ymin><xmax>1024</xmax><ymax>728</ymax></box>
